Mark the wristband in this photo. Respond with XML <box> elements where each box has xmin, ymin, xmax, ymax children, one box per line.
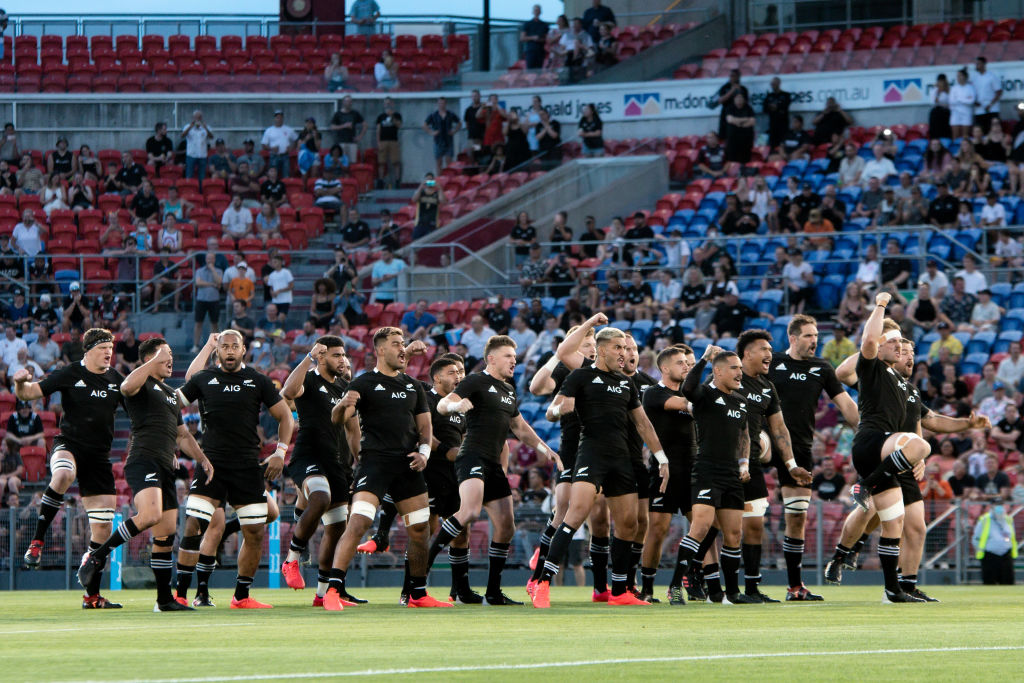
<box><xmin>307</xmin><ymin>352</ymin><xmax>317</xmax><ymax>363</ymax></box>
<box><xmin>653</xmin><ymin>450</ymin><xmax>668</xmax><ymax>466</ymax></box>
<box><xmin>551</xmin><ymin>403</ymin><xmax>561</xmax><ymax>419</ymax></box>
<box><xmin>543</xmin><ymin>356</ymin><xmax>559</xmax><ymax>372</ymax></box>
<box><xmin>536</xmin><ymin>443</ymin><xmax>548</xmax><ymax>455</ymax></box>
<box><xmin>785</xmin><ymin>458</ymin><xmax>797</xmax><ymax>471</ymax></box>
<box><xmin>418</xmin><ymin>443</ymin><xmax>431</xmax><ymax>458</ymax></box>
<box><xmin>738</xmin><ymin>458</ymin><xmax>749</xmax><ymax>472</ymax></box>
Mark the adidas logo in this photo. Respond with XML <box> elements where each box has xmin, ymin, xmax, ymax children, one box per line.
<box><xmin>488</xmin><ymin>385</ymin><xmax>498</xmax><ymax>393</ymax></box>
<box><xmin>319</xmin><ymin>385</ymin><xmax>329</xmax><ymax>393</ymax></box>
<box><xmin>208</xmin><ymin>377</ymin><xmax>219</xmax><ymax>385</ymax></box>
<box><xmin>776</xmin><ymin>363</ymin><xmax>787</xmax><ymax>371</ymax></box>
<box><xmin>374</xmin><ymin>384</ymin><xmax>386</xmax><ymax>391</ymax></box>
<box><xmin>591</xmin><ymin>377</ymin><xmax>604</xmax><ymax>384</ymax></box>
<box><xmin>715</xmin><ymin>397</ymin><xmax>726</xmax><ymax>405</ymax></box>
<box><xmin>75</xmin><ymin>380</ymin><xmax>87</xmax><ymax>387</ymax></box>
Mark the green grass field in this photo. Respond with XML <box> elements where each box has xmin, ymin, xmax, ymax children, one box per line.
<box><xmin>3</xmin><ymin>585</ymin><xmax>1023</xmax><ymax>682</ymax></box>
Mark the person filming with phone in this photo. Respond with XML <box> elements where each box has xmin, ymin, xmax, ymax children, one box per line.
<box><xmin>412</xmin><ymin>172</ymin><xmax>446</xmax><ymax>240</ymax></box>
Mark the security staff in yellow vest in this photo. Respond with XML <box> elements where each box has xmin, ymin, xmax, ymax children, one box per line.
<box><xmin>972</xmin><ymin>498</ymin><xmax>1018</xmax><ymax>585</ymax></box>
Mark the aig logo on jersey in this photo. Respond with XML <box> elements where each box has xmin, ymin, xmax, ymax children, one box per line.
<box><xmin>223</xmin><ymin>384</ymin><xmax>241</xmax><ymax>392</ymax></box>
<box><xmin>91</xmin><ymin>389</ymin><xmax>108</xmax><ymax>398</ymax></box>
<box><xmin>392</xmin><ymin>392</ymin><xmax>407</xmax><ymax>399</ymax></box>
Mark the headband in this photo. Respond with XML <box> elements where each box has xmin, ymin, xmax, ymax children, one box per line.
<box><xmin>882</xmin><ymin>329</ymin><xmax>901</xmax><ymax>342</ymax></box>
<box><xmin>84</xmin><ymin>334</ymin><xmax>115</xmax><ymax>352</ymax></box>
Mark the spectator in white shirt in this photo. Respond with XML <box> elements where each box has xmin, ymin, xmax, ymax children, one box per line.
<box><xmin>972</xmin><ymin>56</ymin><xmax>1003</xmax><ymax>133</ymax></box>
<box><xmin>860</xmin><ymin>143</ymin><xmax>897</xmax><ymax>187</ymax></box>
<box><xmin>854</xmin><ymin>243</ymin><xmax>881</xmax><ymax>290</ymax></box>
<box><xmin>0</xmin><ymin>325</ymin><xmax>27</xmax><ymax>366</ymax></box>
<box><xmin>954</xmin><ymin>253</ymin><xmax>987</xmax><ymax>295</ymax></box>
<box><xmin>979</xmin><ymin>192</ymin><xmax>1007</xmax><ymax>227</ymax></box>
<box><xmin>782</xmin><ymin>247</ymin><xmax>815</xmax><ymax>314</ymax></box>
<box><xmin>652</xmin><ymin>269</ymin><xmax>681</xmax><ymax>310</ymax></box>
<box><xmin>838</xmin><ymin>143</ymin><xmax>865</xmax><ymax>188</ymax></box>
<box><xmin>182</xmin><ymin>109</ymin><xmax>212</xmax><ymax>186</ymax></box>
<box><xmin>997</xmin><ymin>341</ymin><xmax>1024</xmax><ymax>392</ymax></box>
<box><xmin>508</xmin><ymin>315</ymin><xmax>537</xmax><ymax>361</ymax></box>
<box><xmin>969</xmin><ymin>288</ymin><xmax>1003</xmax><ymax>332</ymax></box>
<box><xmin>12</xmin><ymin>209</ymin><xmax>44</xmax><ymax>256</ymax></box>
<box><xmin>28</xmin><ymin>325</ymin><xmax>60</xmax><ymax>371</ymax></box>
<box><xmin>992</xmin><ymin>230</ymin><xmax>1024</xmax><ymax>270</ymax></box>
<box><xmin>261</xmin><ymin>110</ymin><xmax>298</xmax><ymax>179</ymax></box>
<box><xmin>918</xmin><ymin>258</ymin><xmax>950</xmax><ymax>299</ymax></box>
<box><xmin>265</xmin><ymin>254</ymin><xmax>295</xmax><ymax>316</ymax></box>
<box><xmin>220</xmin><ymin>194</ymin><xmax>254</xmax><ymax>241</ymax></box>
<box><xmin>459</xmin><ymin>315</ymin><xmax>497</xmax><ymax>368</ymax></box>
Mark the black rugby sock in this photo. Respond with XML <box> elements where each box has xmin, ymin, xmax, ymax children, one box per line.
<box><xmin>720</xmin><ymin>546</ymin><xmax>741</xmax><ymax>595</ymax></box>
<box><xmin>703</xmin><ymin>563</ymin><xmax>722</xmax><ymax>595</ymax></box>
<box><xmin>540</xmin><ymin>523</ymin><xmax>576</xmax><ymax>582</ymax></box>
<box><xmin>861</xmin><ymin>449</ymin><xmax>913</xmax><ymax>489</ymax></box>
<box><xmin>609</xmin><ymin>537</ymin><xmax>632</xmax><ymax>597</ymax></box>
<box><xmin>696</xmin><ymin>526</ymin><xmax>719</xmax><ymax>561</ymax></box>
<box><xmin>878</xmin><ymin>537</ymin><xmax>902</xmax><ymax>593</ymax></box>
<box><xmin>669</xmin><ymin>535</ymin><xmax>700</xmax><ymax>587</ymax></box>
<box><xmin>449</xmin><ymin>547</ymin><xmax>470</xmax><ymax>594</ymax></box>
<box><xmin>91</xmin><ymin>519</ymin><xmax>140</xmax><ymax>560</ymax></box>
<box><xmin>427</xmin><ymin>517</ymin><xmax>464</xmax><ymax>567</ymax></box>
<box><xmin>899</xmin><ymin>573</ymin><xmax>918</xmax><ymax>593</ymax></box>
<box><xmin>640</xmin><ymin>566</ymin><xmax>657</xmax><ymax>594</ymax></box>
<box><xmin>531</xmin><ymin>524</ymin><xmax>556</xmax><ymax>582</ymax></box>
<box><xmin>589</xmin><ymin>536</ymin><xmax>609</xmax><ymax>593</ymax></box>
<box><xmin>486</xmin><ymin>542</ymin><xmax>510</xmax><ymax>595</ymax></box>
<box><xmin>851</xmin><ymin>533</ymin><xmax>870</xmax><ymax>554</ymax></box>
<box><xmin>328</xmin><ymin>568</ymin><xmax>347</xmax><ymax>594</ymax></box>
<box><xmin>234</xmin><ymin>575</ymin><xmax>253</xmax><ymax>600</ymax></box>
<box><xmin>375</xmin><ymin>497</ymin><xmax>398</xmax><ymax>544</ymax></box>
<box><xmin>86</xmin><ymin>541</ymin><xmax>106</xmax><ymax>596</ymax></box>
<box><xmin>175</xmin><ymin>561</ymin><xmax>194</xmax><ymax>598</ymax></box>
<box><xmin>627</xmin><ymin>542</ymin><xmax>643</xmax><ymax>591</ymax></box>
<box><xmin>195</xmin><ymin>554</ymin><xmax>216</xmax><ymax>596</ymax></box>
<box><xmin>832</xmin><ymin>543</ymin><xmax>852</xmax><ymax>562</ymax></box>
<box><xmin>32</xmin><ymin>487</ymin><xmax>64</xmax><ymax>543</ymax></box>
<box><xmin>742</xmin><ymin>543</ymin><xmax>762</xmax><ymax>594</ymax></box>
<box><xmin>151</xmin><ymin>551</ymin><xmax>174</xmax><ymax>605</ymax></box>
<box><xmin>783</xmin><ymin>536</ymin><xmax>804</xmax><ymax>588</ymax></box>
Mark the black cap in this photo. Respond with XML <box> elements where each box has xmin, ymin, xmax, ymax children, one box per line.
<box><xmin>978</xmin><ymin>288</ymin><xmax>992</xmax><ymax>295</ymax></box>
<box><xmin>926</xmin><ymin>258</ymin><xmax>938</xmax><ymax>267</ymax></box>
<box><xmin>937</xmin><ymin>321</ymin><xmax>951</xmax><ymax>330</ymax></box>
<box><xmin>16</xmin><ymin>399</ymin><xmax>30</xmax><ymax>410</ymax></box>
<box><xmin>215</xmin><ymin>137</ymin><xmax>225</xmax><ymax>145</ymax></box>
<box><xmin>243</xmin><ymin>138</ymin><xmax>255</xmax><ymax>145</ymax></box>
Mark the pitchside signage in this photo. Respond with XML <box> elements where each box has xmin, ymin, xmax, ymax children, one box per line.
<box><xmin>462</xmin><ymin>60</ymin><xmax>1024</xmax><ymax>123</ymax></box>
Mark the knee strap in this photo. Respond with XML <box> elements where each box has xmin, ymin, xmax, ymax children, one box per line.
<box><xmin>51</xmin><ymin>458</ymin><xmax>75</xmax><ymax>473</ymax></box>
<box><xmin>152</xmin><ymin>535</ymin><xmax>175</xmax><ymax>547</ymax></box>
<box><xmin>235</xmin><ymin>502</ymin><xmax>269</xmax><ymax>526</ymax></box>
<box><xmin>402</xmin><ymin>507</ymin><xmax>430</xmax><ymax>526</ymax></box>
<box><xmin>86</xmin><ymin>507</ymin><xmax>115</xmax><ymax>524</ymax></box>
<box><xmin>877</xmin><ymin>500</ymin><xmax>905</xmax><ymax>522</ymax></box>
<box><xmin>303</xmin><ymin>476</ymin><xmax>331</xmax><ymax>497</ymax></box>
<box><xmin>180</xmin><ymin>534</ymin><xmax>203</xmax><ymax>552</ymax></box>
<box><xmin>321</xmin><ymin>505</ymin><xmax>348</xmax><ymax>525</ymax></box>
<box><xmin>783</xmin><ymin>496</ymin><xmax>811</xmax><ymax>513</ymax></box>
<box><xmin>743</xmin><ymin>497</ymin><xmax>769</xmax><ymax>518</ymax></box>
<box><xmin>185</xmin><ymin>495</ymin><xmax>216</xmax><ymax>523</ymax></box>
<box><xmin>350</xmin><ymin>500</ymin><xmax>377</xmax><ymax>520</ymax></box>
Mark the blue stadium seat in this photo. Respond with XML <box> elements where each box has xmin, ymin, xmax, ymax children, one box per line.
<box><xmin>610</xmin><ymin>319</ymin><xmax>631</xmax><ymax>331</ymax></box>
<box><xmin>989</xmin><ymin>282</ymin><xmax>1012</xmax><ymax>307</ymax></box>
<box><xmin>631</xmin><ymin>319</ymin><xmax>653</xmax><ymax>345</ymax></box>
<box><xmin>690</xmin><ymin>337</ymin><xmax>711</xmax><ymax>359</ymax></box>
<box><xmin>696</xmin><ymin>208</ymin><xmax>718</xmax><ymax>223</ymax></box>
<box><xmin>816</xmin><ymin>276</ymin><xmax>843</xmax><ymax>310</ymax></box>
<box><xmin>679</xmin><ymin>318</ymin><xmax>695</xmax><ymax>334</ymax></box>
<box><xmin>920</xmin><ymin>331</ymin><xmax>940</xmax><ymax>346</ymax></box>
<box><xmin>808</xmin><ymin>158</ymin><xmax>830</xmax><ymax>173</ymax></box>
<box><xmin>717</xmin><ymin>337</ymin><xmax>737</xmax><ymax>351</ymax></box>
<box><xmin>952</xmin><ymin>331</ymin><xmax>972</xmax><ymax>349</ymax></box>
<box><xmin>519</xmin><ymin>403</ymin><xmax>542</xmax><ymax>421</ymax></box>
<box><xmin>966</xmin><ymin>331</ymin><xmax>996</xmax><ymax>355</ymax></box>
<box><xmin>1008</xmin><ymin>292</ymin><xmax>1024</xmax><ymax>310</ymax></box>
<box><xmin>756</xmin><ymin>289</ymin><xmax>783</xmax><ymax>315</ymax></box>
<box><xmin>698</xmin><ymin>198</ymin><xmax>721</xmax><ymax>213</ymax></box>
<box><xmin>960</xmin><ymin>361</ymin><xmax>982</xmax><ymax>376</ymax></box>
<box><xmin>965</xmin><ymin>351</ymin><xmax>991</xmax><ymax>369</ymax></box>
<box><xmin>743</xmin><ymin>316</ymin><xmax>773</xmax><ymax>331</ymax></box>
<box><xmin>994</xmin><ymin>330</ymin><xmax>1023</xmax><ymax>353</ymax></box>
<box><xmin>906</xmin><ymin>139</ymin><xmax>928</xmax><ymax>153</ymax></box>
<box><xmin>740</xmin><ymin>291</ymin><xmax>759</xmax><ymax>308</ymax></box>
<box><xmin>55</xmin><ymin>269</ymin><xmax>80</xmax><ymax>294</ymax></box>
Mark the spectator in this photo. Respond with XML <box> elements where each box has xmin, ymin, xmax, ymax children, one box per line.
<box><xmin>822</xmin><ymin>324</ymin><xmax>857</xmax><ymax>368</ymax></box>
<box><xmin>921</xmin><ymin>138</ymin><xmax>953</xmax><ymax>183</ymax></box>
<box><xmin>802</xmin><ymin>207</ymin><xmax>833</xmax><ymax>246</ymax></box>
<box><xmin>411</xmin><ymin>173</ymin><xmax>444</xmax><ymax>240</ymax></box>
<box><xmin>228</xmin><ymin>299</ymin><xmax>256</xmax><ymax>346</ymax></box>
<box><xmin>372</xmin><ymin>209</ymin><xmax>400</xmax><ymax>252</ymax></box>
<box><xmin>973</xmin><ymin>499</ymin><xmax>1016</xmax><ymax>585</ymax></box>
<box><xmin>113</xmin><ymin>326</ymin><xmax>140</xmax><ymax>374</ymax></box>
<box><xmin>229</xmin><ymin>162</ymin><xmax>261</xmax><ymax>208</ymax></box>
<box><xmin>370</xmin><ymin>247</ymin><xmax>406</xmax><ymax>303</ymax></box>
<box><xmin>978</xmin><ymin>383</ymin><xmax>1013</xmax><ymax>424</ymax></box>
<box><xmin>929</xmin><ymin>73</ymin><xmax>952</xmax><ymax>139</ymax></box>
<box><xmin>919</xmin><ymin>463</ymin><xmax>954</xmax><ymax>501</ymax></box>
<box><xmin>775</xmin><ymin>114</ymin><xmax>812</xmax><ymax>161</ymax></box>
<box><xmin>324</xmin><ymin>52</ymin><xmax>349</xmax><ymax>92</ymax></box>
<box><xmin>811</xmin><ymin>96</ymin><xmax>853</xmax><ymax>144</ymax></box>
<box><xmin>313</xmin><ymin>164</ymin><xmax>344</xmax><ymax>214</ymax></box>
<box><xmin>330</xmin><ymin>96</ymin><xmax>365</xmax><ymax>165</ymax></box>
<box><xmin>878</xmin><ymin>238</ymin><xmax>910</xmax><ymax>290</ymax></box>
<box><xmin>547</xmin><ymin>211</ymin><xmax>573</xmax><ymax>254</ymax></box>
<box><xmin>373</xmin><ymin>50</ymin><xmax>399</xmax><ymax>90</ymax></box>
<box><xmin>652</xmin><ymin>269</ymin><xmax>681</xmax><ymax>310</ymax></box>
<box><xmin>521</xmin><ymin>5</ymin><xmax>549</xmax><ymax>69</ymax></box>
<box><xmin>578</xmin><ymin>103</ymin><xmax>604</xmax><ymax>157</ymax></box>
<box><xmin>460</xmin><ymin>316</ymin><xmax>496</xmax><ymax>368</ymax></box>
<box><xmin>130</xmin><ymin>178</ymin><xmax>159</xmax><ymax>224</ymax></box>
<box><xmin>535</xmin><ymin>109</ymin><xmax>562</xmax><ymax>166</ymax></box>
<box><xmin>974</xmin><ymin>455</ymin><xmax>1012</xmax><ymax>502</ymax></box>
<box><xmin>927</xmin><ymin>182</ymin><xmax>959</xmax><ymax>228</ymax></box>
<box><xmin>29</xmin><ymin>294</ymin><xmax>59</xmax><ymax>333</ymax></box>
<box><xmin>463</xmin><ymin>90</ymin><xmax>484</xmax><ymax>154</ymax></box>
<box><xmin>972</xmin><ymin>56</ymin><xmax>1003</xmax><ymax>133</ymax></box>
<box><xmin>375</xmin><ymin>98</ymin><xmax>402</xmax><ymax>189</ymax></box>
<box><xmin>61</xmin><ymin>327</ymin><xmax>84</xmax><ymax>364</ymax></box>
<box><xmin>581</xmin><ymin>0</ymin><xmax>615</xmax><ymax>43</ymax></box>
<box><xmin>709</xmin><ymin>290</ymin><xmax>761</xmax><ymax>339</ymax></box>
<box><xmin>927</xmin><ymin>321</ymin><xmax>963</xmax><ymax>363</ymax></box>
<box><xmin>484</xmin><ymin>144</ymin><xmax>509</xmax><ymax>175</ymax></box>
<box><xmin>906</xmin><ymin>282</ymin><xmax>950</xmax><ymax>336</ymax></box>
<box><xmin>476</xmin><ymin>94</ymin><xmax>507</xmax><ymax>156</ymax></box>
<box><xmin>27</xmin><ymin>324</ymin><xmax>59</xmax><ymax>370</ymax></box>
<box><xmin>519</xmin><ymin>242</ymin><xmax>547</xmax><ymax>297</ymax></box>
<box><xmin>695</xmin><ymin>131</ymin><xmax>727</xmax><ymax>178</ymax></box>
<box><xmin>850</xmin><ymin>176</ymin><xmax>884</xmax><ymax>226</ymax></box>
<box><xmin>4</xmin><ymin>400</ymin><xmax>43</xmax><ymax>455</ymax></box>
<box><xmin>723</xmin><ymin>91</ymin><xmax>755</xmax><ymax>163</ymax></box>
<box><xmin>423</xmin><ymin>97</ymin><xmax>461</xmax><ymax>174</ymax></box>
<box><xmin>12</xmin><ymin>209</ymin><xmax>44</xmax><ymax>256</ymax></box>
<box><xmin>544</xmin><ymin>251</ymin><xmax>577</xmax><ymax>298</ymax></box>
<box><xmin>992</xmin><ymin>402</ymin><xmax>1024</xmax><ymax>452</ymax></box>
<box><xmin>860</xmin><ymin>143</ymin><xmax>897</xmax><ymax>187</ymax></box>
<box><xmin>41</xmin><ymin>173</ymin><xmax>68</xmax><ymax>218</ymax></box>
<box><xmin>192</xmin><ymin>252</ymin><xmax>222</xmax><ymax>351</ymax></box>
<box><xmin>564</xmin><ymin>17</ymin><xmax>596</xmax><ymax>82</ymax></box>
<box><xmin>838</xmin><ymin>143</ymin><xmax>865</xmax><ymax>188</ymax></box>
<box><xmin>262</xmin><ymin>110</ymin><xmax>298</xmax><ymax>178</ymax></box>
<box><xmin>258</xmin><ymin>302</ymin><xmax>282</xmax><ymax>332</ymax></box>
<box><xmin>991</xmin><ymin>229</ymin><xmax>1023</xmax><ymax>272</ymax></box>
<box><xmin>508</xmin><ymin>315</ymin><xmax>537</xmax><ymax>359</ymax></box>
<box><xmin>780</xmin><ymin>247</ymin><xmax>814</xmax><ymax>314</ymax></box>
<box><xmin>713</xmin><ymin>69</ymin><xmax>748</xmax><ymax>140</ymax></box>
<box><xmin>997</xmin><ymin>340</ymin><xmax>1024</xmax><ymax>391</ymax></box>
<box><xmin>76</xmin><ymin>143</ymin><xmax>99</xmax><ymax>180</ymax></box>
<box><xmin>324</xmin><ymin>248</ymin><xmax>357</xmax><ymax>293</ymax></box>
<box><xmin>919</xmin><ymin>258</ymin><xmax>950</xmax><ymax>299</ymax></box>
<box><xmin>182</xmin><ymin>110</ymin><xmax>212</xmax><ymax>185</ymax></box>
<box><xmin>67</xmin><ymin>173</ymin><xmax>93</xmax><ymax>212</ymax></box>
<box><xmin>46</xmin><ymin>135</ymin><xmax>74</xmax><ymax>181</ymax></box>
<box><xmin>9</xmin><ymin>345</ymin><xmax>42</xmax><ymax>381</ymax></box>
<box><xmin>946</xmin><ymin>459</ymin><xmax>975</xmax><ymax>498</ymax></box>
<box><xmin>979</xmin><ymin>191</ymin><xmax>1007</xmax><ymax>227</ymax></box>
<box><xmin>160</xmin><ymin>185</ymin><xmax>194</xmax><ymax>224</ymax></box>
<box><xmin>15</xmin><ymin>153</ymin><xmax>43</xmax><ymax>196</ymax></box>
<box><xmin>0</xmin><ymin>441</ymin><xmax>23</xmax><ymax>499</ymax></box>
<box><xmin>224</xmin><ymin>252</ymin><xmax>256</xmax><ymax>308</ymax></box>
<box><xmin>943</xmin><ymin>158</ymin><xmax>970</xmax><ymax>195</ymax></box>
<box><xmin>401</xmin><ymin>299</ymin><xmax>436</xmax><ymax>341</ymax></box>
<box><xmin>483</xmin><ymin>295</ymin><xmax>512</xmax><ymax>334</ymax></box>
<box><xmin>340</xmin><ymin>208</ymin><xmax>371</xmax><ymax>251</ymax></box>
<box><xmin>505</xmin><ymin>111</ymin><xmax>531</xmax><ymax>169</ymax></box>
<box><xmin>811</xmin><ymin>457</ymin><xmax>845</xmax><ymax>501</ymax></box>
<box><xmin>208</xmin><ymin>137</ymin><xmax>237</xmax><ymax>181</ymax></box>
<box><xmin>259</xmin><ymin>166</ymin><xmax>287</xmax><ymax>208</ymax></box>
<box><xmin>291</xmin><ymin>318</ymin><xmax>320</xmax><ymax>356</ymax></box>
<box><xmin>61</xmin><ymin>282</ymin><xmax>90</xmax><ymax>332</ymax></box>
<box><xmin>237</xmin><ymin>138</ymin><xmax>265</xmax><ymax>177</ymax></box>
<box><xmin>220</xmin><ymin>194</ymin><xmax>253</xmax><ymax>241</ymax></box>
<box><xmin>967</xmin><ymin>288</ymin><xmax>1003</xmax><ymax>333</ymax></box>
<box><xmin>349</xmin><ymin>0</ymin><xmax>380</xmax><ymax>35</ymax></box>
<box><xmin>762</xmin><ymin>76</ymin><xmax>792</xmax><ymax>149</ymax></box>
<box><xmin>266</xmin><ymin>254</ymin><xmax>295</xmax><ymax>317</ymax></box>
<box><xmin>0</xmin><ymin>122</ymin><xmax>19</xmax><ymax>165</ymax></box>
<box><xmin>954</xmin><ymin>254</ymin><xmax>987</xmax><ymax>295</ymax></box>
<box><xmin>594</xmin><ymin>22</ymin><xmax>618</xmax><ymax>68</ymax></box>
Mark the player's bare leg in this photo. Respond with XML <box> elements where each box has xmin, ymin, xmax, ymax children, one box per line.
<box><xmin>78</xmin><ymin>492</ymin><xmax>120</xmax><ymax>608</ymax></box>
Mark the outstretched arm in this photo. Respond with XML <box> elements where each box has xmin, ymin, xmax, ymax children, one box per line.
<box><xmin>510</xmin><ymin>414</ymin><xmax>562</xmax><ymax>472</ymax></box>
<box><xmin>555</xmin><ymin>312</ymin><xmax>607</xmax><ymax>369</ymax></box>
<box><xmin>860</xmin><ymin>291</ymin><xmax>891</xmax><ymax>360</ymax></box>
<box><xmin>835</xmin><ymin>351</ymin><xmax>860</xmax><ymax>387</ymax></box>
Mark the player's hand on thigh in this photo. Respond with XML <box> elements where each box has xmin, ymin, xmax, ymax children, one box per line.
<box><xmin>408</xmin><ymin>450</ymin><xmax>427</xmax><ymax>471</ymax></box>
<box><xmin>261</xmin><ymin>452</ymin><xmax>284</xmax><ymax>480</ymax></box>
<box><xmin>790</xmin><ymin>466</ymin><xmax>812</xmax><ymax>486</ymax></box>
<box><xmin>913</xmin><ymin>459</ymin><xmax>925</xmax><ymax>481</ymax></box>
<box><xmin>658</xmin><ymin>463</ymin><xmax>669</xmax><ymax>493</ymax></box>
<box><xmin>739</xmin><ymin>469</ymin><xmax>750</xmax><ymax>483</ymax></box>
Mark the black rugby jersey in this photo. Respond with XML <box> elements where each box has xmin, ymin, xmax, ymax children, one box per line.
<box><xmin>125</xmin><ymin>377</ymin><xmax>182</xmax><ymax>469</ymax></box>
<box><xmin>347</xmin><ymin>368</ymin><xmax>429</xmax><ymax>457</ymax></box>
<box><xmin>683</xmin><ymin>359</ymin><xmax>749</xmax><ymax>477</ymax></box>
<box><xmin>38</xmin><ymin>362</ymin><xmax>125</xmax><ymax>452</ymax></box>
<box><xmin>626</xmin><ymin>370</ymin><xmax>657</xmax><ymax>463</ymax></box>
<box><xmin>768</xmin><ymin>352</ymin><xmax>844</xmax><ymax>454</ymax></box>
<box><xmin>455</xmin><ymin>371</ymin><xmax>519</xmax><ymax>462</ymax></box>
<box><xmin>642</xmin><ymin>382</ymin><xmax>695</xmax><ymax>466</ymax></box>
<box><xmin>739</xmin><ymin>371</ymin><xmax>782</xmax><ymax>465</ymax></box>
<box><xmin>426</xmin><ymin>388</ymin><xmax>465</xmax><ymax>466</ymax></box>
<box><xmin>559</xmin><ymin>365</ymin><xmax>640</xmax><ymax>459</ymax></box>
<box><xmin>292</xmin><ymin>369</ymin><xmax>349</xmax><ymax>465</ymax></box>
<box><xmin>180</xmin><ymin>365</ymin><xmax>282</xmax><ymax>465</ymax></box>
<box><xmin>855</xmin><ymin>355</ymin><xmax>908</xmax><ymax>434</ymax></box>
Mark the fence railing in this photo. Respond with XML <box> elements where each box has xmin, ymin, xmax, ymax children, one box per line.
<box><xmin>6</xmin><ymin>498</ymin><xmax>1018</xmax><ymax>589</ymax></box>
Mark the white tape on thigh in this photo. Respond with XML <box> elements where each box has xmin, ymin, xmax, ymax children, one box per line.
<box><xmin>783</xmin><ymin>496</ymin><xmax>811</xmax><ymax>513</ymax></box>
<box><xmin>743</xmin><ymin>497</ymin><xmax>769</xmax><ymax>518</ymax></box>
<box><xmin>350</xmin><ymin>500</ymin><xmax>377</xmax><ymax>520</ymax></box>
<box><xmin>893</xmin><ymin>432</ymin><xmax>915</xmax><ymax>450</ymax></box>
<box><xmin>303</xmin><ymin>476</ymin><xmax>331</xmax><ymax>497</ymax></box>
<box><xmin>403</xmin><ymin>507</ymin><xmax>430</xmax><ymax>526</ymax></box>
<box><xmin>86</xmin><ymin>507</ymin><xmax>115</xmax><ymax>523</ymax></box>
<box><xmin>235</xmin><ymin>502</ymin><xmax>269</xmax><ymax>526</ymax></box>
<box><xmin>185</xmin><ymin>495</ymin><xmax>216</xmax><ymax>522</ymax></box>
<box><xmin>877</xmin><ymin>500</ymin><xmax>905</xmax><ymax>522</ymax></box>
<box><xmin>321</xmin><ymin>506</ymin><xmax>348</xmax><ymax>525</ymax></box>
